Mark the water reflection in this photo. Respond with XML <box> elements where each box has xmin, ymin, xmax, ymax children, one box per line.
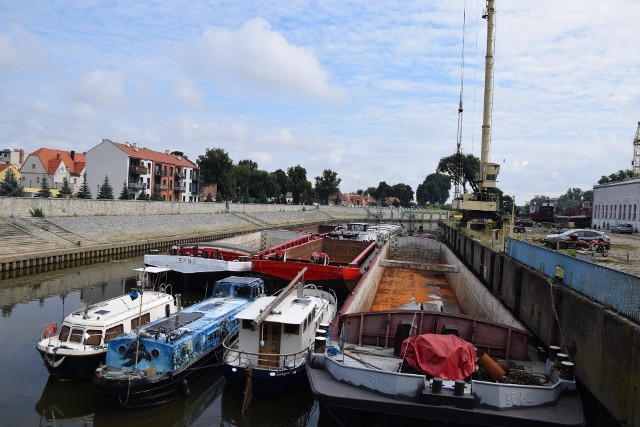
<box><xmin>221</xmin><ymin>383</ymin><xmax>317</xmax><ymax>427</ymax></box>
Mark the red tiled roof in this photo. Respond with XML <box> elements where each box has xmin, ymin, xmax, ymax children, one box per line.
<box><xmin>0</xmin><ymin>163</ymin><xmax>12</xmax><ymax>173</ymax></box>
<box><xmin>114</xmin><ymin>142</ymin><xmax>197</xmax><ymax>168</ymax></box>
<box><xmin>30</xmin><ymin>148</ymin><xmax>86</xmax><ymax>175</ymax></box>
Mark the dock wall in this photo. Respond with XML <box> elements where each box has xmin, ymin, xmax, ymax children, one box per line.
<box><xmin>442</xmin><ymin>224</ymin><xmax>640</xmax><ymax>427</ymax></box>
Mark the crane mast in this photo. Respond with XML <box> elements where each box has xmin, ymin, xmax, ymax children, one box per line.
<box><xmin>452</xmin><ymin>0</ymin><xmax>501</xmax><ymax>228</ymax></box>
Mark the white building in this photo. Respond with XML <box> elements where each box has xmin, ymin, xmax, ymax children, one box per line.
<box><xmin>0</xmin><ymin>148</ymin><xmax>25</xmax><ymax>166</ymax></box>
<box><xmin>19</xmin><ymin>148</ymin><xmax>85</xmax><ymax>192</ymax></box>
<box><xmin>85</xmin><ymin>139</ymin><xmax>200</xmax><ymax>201</ymax></box>
<box><xmin>592</xmin><ymin>178</ymin><xmax>640</xmax><ymax>231</ymax></box>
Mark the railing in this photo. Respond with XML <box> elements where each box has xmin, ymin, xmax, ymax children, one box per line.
<box><xmin>157</xmin><ymin>184</ymin><xmax>168</xmax><ymax>190</ymax></box>
<box><xmin>129</xmin><ymin>165</ymin><xmax>148</xmax><ymax>175</ymax></box>
<box><xmin>507</xmin><ymin>238</ymin><xmax>640</xmax><ymax>323</ymax></box>
<box><xmin>175</xmin><ymin>172</ymin><xmax>185</xmax><ymax>179</ymax></box>
<box><xmin>223</xmin><ymin>327</ymin><xmax>311</xmax><ymax>370</ymax></box>
<box><xmin>154</xmin><ymin>169</ymin><xmax>167</xmax><ymax>177</ymax></box>
<box><xmin>174</xmin><ymin>185</ymin><xmax>186</xmax><ymax>192</ymax></box>
<box><xmin>128</xmin><ymin>182</ymin><xmax>144</xmax><ymax>190</ymax></box>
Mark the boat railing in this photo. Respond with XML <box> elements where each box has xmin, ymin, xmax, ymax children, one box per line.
<box><xmin>224</xmin><ymin>334</ymin><xmax>311</xmax><ymax>370</ymax></box>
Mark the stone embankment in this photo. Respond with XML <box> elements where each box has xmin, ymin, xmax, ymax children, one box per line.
<box><xmin>0</xmin><ymin>199</ymin><xmax>443</xmax><ymax>273</ymax></box>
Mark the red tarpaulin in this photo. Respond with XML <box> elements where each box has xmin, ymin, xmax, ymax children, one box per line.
<box><xmin>401</xmin><ymin>334</ymin><xmax>476</xmax><ymax>380</ymax></box>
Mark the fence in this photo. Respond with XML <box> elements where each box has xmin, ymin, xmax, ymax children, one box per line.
<box><xmin>506</xmin><ymin>238</ymin><xmax>640</xmax><ymax>323</ymax></box>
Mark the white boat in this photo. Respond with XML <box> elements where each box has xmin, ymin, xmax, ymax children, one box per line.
<box><xmin>144</xmin><ymin>242</ymin><xmax>254</xmax><ymax>274</ymax></box>
<box><xmin>36</xmin><ymin>267</ymin><xmax>177</xmax><ymax>380</ymax></box>
<box><xmin>223</xmin><ymin>268</ymin><xmax>337</xmax><ymax>395</ymax></box>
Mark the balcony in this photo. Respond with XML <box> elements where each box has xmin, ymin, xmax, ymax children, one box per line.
<box><xmin>157</xmin><ymin>184</ymin><xmax>168</xmax><ymax>191</ymax></box>
<box><xmin>174</xmin><ymin>185</ymin><xmax>186</xmax><ymax>192</ymax></box>
<box><xmin>128</xmin><ymin>182</ymin><xmax>144</xmax><ymax>190</ymax></box>
<box><xmin>175</xmin><ymin>171</ymin><xmax>185</xmax><ymax>179</ymax></box>
<box><xmin>129</xmin><ymin>165</ymin><xmax>148</xmax><ymax>175</ymax></box>
<box><xmin>154</xmin><ymin>169</ymin><xmax>167</xmax><ymax>177</ymax></box>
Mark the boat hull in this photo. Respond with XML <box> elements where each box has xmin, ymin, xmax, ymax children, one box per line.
<box><xmin>93</xmin><ymin>346</ymin><xmax>224</xmax><ymax>409</ymax></box>
<box><xmin>37</xmin><ymin>348</ymin><xmax>105</xmax><ymax>381</ymax></box>
<box><xmin>223</xmin><ymin>363</ymin><xmax>307</xmax><ymax>394</ymax></box>
<box><xmin>307</xmin><ymin>353</ymin><xmax>585</xmax><ymax>427</ymax></box>
<box><xmin>144</xmin><ymin>254</ymin><xmax>251</xmax><ymax>274</ymax></box>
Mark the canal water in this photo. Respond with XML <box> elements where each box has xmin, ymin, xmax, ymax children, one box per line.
<box><xmin>0</xmin><ymin>256</ymin><xmax>325</xmax><ymax>427</ymax></box>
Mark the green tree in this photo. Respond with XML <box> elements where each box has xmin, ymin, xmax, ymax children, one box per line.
<box><xmin>150</xmin><ymin>186</ymin><xmax>163</xmax><ymax>201</ymax></box>
<box><xmin>137</xmin><ymin>185</ymin><xmax>150</xmax><ymax>200</ymax></box>
<box><xmin>0</xmin><ymin>168</ymin><xmax>24</xmax><ymax>197</ymax></box>
<box><xmin>57</xmin><ymin>177</ymin><xmax>73</xmax><ymax>198</ymax></box>
<box><xmin>287</xmin><ymin>165</ymin><xmax>311</xmax><ymax>204</ymax></box>
<box><xmin>436</xmin><ymin>153</ymin><xmax>480</xmax><ymax>193</ymax></box>
<box><xmin>272</xmin><ymin>169</ymin><xmax>289</xmax><ymax>203</ymax></box>
<box><xmin>197</xmin><ymin>148</ymin><xmax>235</xmax><ymax>200</ymax></box>
<box><xmin>97</xmin><ymin>176</ymin><xmax>114</xmax><ymax>199</ymax></box>
<box><xmin>391</xmin><ymin>183</ymin><xmax>414</xmax><ymax>207</ymax></box>
<box><xmin>119</xmin><ymin>182</ymin><xmax>131</xmax><ymax>200</ymax></box>
<box><xmin>314</xmin><ymin>169</ymin><xmax>342</xmax><ymax>205</ymax></box>
<box><xmin>36</xmin><ymin>175</ymin><xmax>52</xmax><ymax>198</ymax></box>
<box><xmin>416</xmin><ymin>173</ymin><xmax>450</xmax><ymax>205</ymax></box>
<box><xmin>76</xmin><ymin>173</ymin><xmax>92</xmax><ymax>199</ymax></box>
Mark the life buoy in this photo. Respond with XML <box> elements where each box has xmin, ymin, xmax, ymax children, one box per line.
<box><xmin>43</xmin><ymin>323</ymin><xmax>57</xmax><ymax>339</ymax></box>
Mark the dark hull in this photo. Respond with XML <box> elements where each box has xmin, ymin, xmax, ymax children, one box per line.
<box><xmin>223</xmin><ymin>363</ymin><xmax>308</xmax><ymax>394</ymax></box>
<box><xmin>93</xmin><ymin>346</ymin><xmax>223</xmax><ymax>409</ymax></box>
<box><xmin>37</xmin><ymin>347</ymin><xmax>105</xmax><ymax>381</ymax></box>
<box><xmin>307</xmin><ymin>362</ymin><xmax>585</xmax><ymax>427</ymax></box>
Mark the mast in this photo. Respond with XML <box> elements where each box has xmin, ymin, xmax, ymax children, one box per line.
<box><xmin>479</xmin><ymin>0</ymin><xmax>498</xmax><ymax>192</ymax></box>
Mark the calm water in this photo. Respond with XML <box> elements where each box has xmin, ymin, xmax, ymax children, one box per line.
<box><xmin>0</xmin><ymin>256</ymin><xmax>323</xmax><ymax>427</ymax></box>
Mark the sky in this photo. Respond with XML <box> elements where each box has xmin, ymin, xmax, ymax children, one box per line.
<box><xmin>2</xmin><ymin>0</ymin><xmax>640</xmax><ymax>205</ymax></box>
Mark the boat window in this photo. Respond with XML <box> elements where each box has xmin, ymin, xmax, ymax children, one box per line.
<box><xmin>59</xmin><ymin>325</ymin><xmax>70</xmax><ymax>342</ymax></box>
<box><xmin>105</xmin><ymin>324</ymin><xmax>124</xmax><ymax>343</ymax></box>
<box><xmin>212</xmin><ymin>284</ymin><xmax>230</xmax><ymax>297</ymax></box>
<box><xmin>131</xmin><ymin>313</ymin><xmax>151</xmax><ymax>329</ymax></box>
<box><xmin>69</xmin><ymin>328</ymin><xmax>84</xmax><ymax>343</ymax></box>
<box><xmin>234</xmin><ymin>285</ymin><xmax>252</xmax><ymax>299</ymax></box>
<box><xmin>284</xmin><ymin>323</ymin><xmax>300</xmax><ymax>335</ymax></box>
<box><xmin>242</xmin><ymin>319</ymin><xmax>253</xmax><ymax>330</ymax></box>
<box><xmin>84</xmin><ymin>330</ymin><xmax>102</xmax><ymax>346</ymax></box>
<box><xmin>214</xmin><ymin>330</ymin><xmax>221</xmax><ymax>340</ymax></box>
<box><xmin>303</xmin><ymin>318</ymin><xmax>308</xmax><ymax>331</ymax></box>
<box><xmin>207</xmin><ymin>333</ymin><xmax>213</xmax><ymax>344</ymax></box>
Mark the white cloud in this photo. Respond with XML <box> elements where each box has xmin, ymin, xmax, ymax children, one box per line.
<box><xmin>66</xmin><ymin>69</ymin><xmax>126</xmax><ymax>109</ymax></box>
<box><xmin>0</xmin><ymin>26</ymin><xmax>50</xmax><ymax>72</ymax></box>
<box><xmin>173</xmin><ymin>79</ymin><xmax>205</xmax><ymax>108</ymax></box>
<box><xmin>183</xmin><ymin>18</ymin><xmax>346</xmax><ymax>101</ymax></box>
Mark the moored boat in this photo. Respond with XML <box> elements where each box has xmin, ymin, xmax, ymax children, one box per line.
<box><xmin>144</xmin><ymin>242</ymin><xmax>254</xmax><ymax>275</ymax></box>
<box><xmin>306</xmin><ymin>233</ymin><xmax>584</xmax><ymax>426</ymax></box>
<box><xmin>251</xmin><ymin>234</ymin><xmax>378</xmax><ymax>301</ymax></box>
<box><xmin>223</xmin><ymin>268</ymin><xmax>337</xmax><ymax>395</ymax></box>
<box><xmin>92</xmin><ymin>275</ymin><xmax>266</xmax><ymax>408</ymax></box>
<box><xmin>307</xmin><ymin>312</ymin><xmax>583</xmax><ymax>426</ymax></box>
<box><xmin>36</xmin><ymin>267</ymin><xmax>177</xmax><ymax>381</ymax></box>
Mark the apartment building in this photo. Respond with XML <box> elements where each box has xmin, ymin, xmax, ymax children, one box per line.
<box><xmin>85</xmin><ymin>139</ymin><xmax>200</xmax><ymax>201</ymax></box>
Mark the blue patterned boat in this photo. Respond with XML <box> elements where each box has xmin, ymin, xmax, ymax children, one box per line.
<box><xmin>93</xmin><ymin>276</ymin><xmax>265</xmax><ymax>408</ymax></box>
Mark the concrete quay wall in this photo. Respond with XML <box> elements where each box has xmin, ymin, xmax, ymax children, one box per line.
<box><xmin>443</xmin><ymin>224</ymin><xmax>639</xmax><ymax>427</ymax></box>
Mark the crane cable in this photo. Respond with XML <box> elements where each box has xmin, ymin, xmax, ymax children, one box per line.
<box><xmin>454</xmin><ymin>1</ymin><xmax>467</xmax><ymax>199</ymax></box>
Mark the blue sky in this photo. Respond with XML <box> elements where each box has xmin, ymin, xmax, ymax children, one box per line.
<box><xmin>2</xmin><ymin>1</ymin><xmax>640</xmax><ymax>204</ymax></box>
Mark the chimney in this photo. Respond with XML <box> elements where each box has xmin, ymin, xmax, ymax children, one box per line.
<box><xmin>70</xmin><ymin>150</ymin><xmax>75</xmax><ymax>161</ymax></box>
<box><xmin>56</xmin><ymin>153</ymin><xmax>61</xmax><ymax>160</ymax></box>
<box><xmin>165</xmin><ymin>150</ymin><xmax>170</xmax><ymax>154</ymax></box>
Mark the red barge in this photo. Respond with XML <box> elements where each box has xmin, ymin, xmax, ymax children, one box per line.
<box><xmin>251</xmin><ymin>233</ymin><xmax>378</xmax><ymax>301</ymax></box>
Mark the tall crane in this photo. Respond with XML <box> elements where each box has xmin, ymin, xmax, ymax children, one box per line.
<box><xmin>452</xmin><ymin>0</ymin><xmax>502</xmax><ymax>229</ymax></box>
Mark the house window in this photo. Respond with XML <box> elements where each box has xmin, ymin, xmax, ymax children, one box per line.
<box><xmin>32</xmin><ymin>164</ymin><xmax>35</xmax><ymax>169</ymax></box>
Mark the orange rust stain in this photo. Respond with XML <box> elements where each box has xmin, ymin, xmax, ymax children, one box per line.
<box><xmin>370</xmin><ymin>268</ymin><xmax>460</xmax><ymax>313</ymax></box>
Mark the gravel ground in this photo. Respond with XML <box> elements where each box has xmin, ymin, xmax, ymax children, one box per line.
<box><xmin>464</xmin><ymin>226</ymin><xmax>640</xmax><ymax>277</ymax></box>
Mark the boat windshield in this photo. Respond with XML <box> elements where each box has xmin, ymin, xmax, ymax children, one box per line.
<box><xmin>212</xmin><ymin>283</ymin><xmax>232</xmax><ymax>297</ymax></box>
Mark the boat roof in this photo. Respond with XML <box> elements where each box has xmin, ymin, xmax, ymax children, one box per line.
<box><xmin>215</xmin><ymin>276</ymin><xmax>264</xmax><ymax>285</ymax></box>
<box><xmin>67</xmin><ymin>291</ymin><xmax>173</xmax><ymax>324</ymax></box>
<box><xmin>234</xmin><ymin>292</ymin><xmax>324</xmax><ymax>325</ymax></box>
<box><xmin>132</xmin><ymin>266</ymin><xmax>170</xmax><ymax>274</ymax></box>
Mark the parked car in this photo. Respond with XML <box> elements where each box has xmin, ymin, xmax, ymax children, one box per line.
<box><xmin>515</xmin><ymin>219</ymin><xmax>537</xmax><ymax>227</ymax></box>
<box><xmin>543</xmin><ymin>229</ymin><xmax>611</xmax><ymax>250</ymax></box>
<box><xmin>611</xmin><ymin>224</ymin><xmax>634</xmax><ymax>234</ymax></box>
